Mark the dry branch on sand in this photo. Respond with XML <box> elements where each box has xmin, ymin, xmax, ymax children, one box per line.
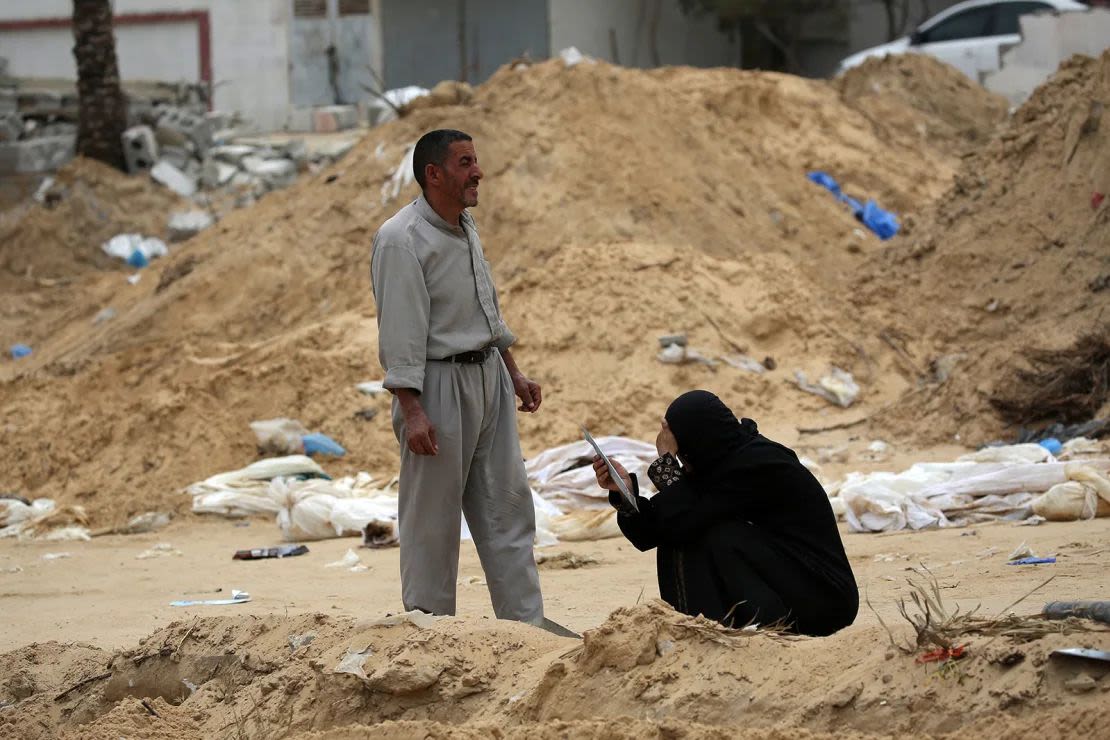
<box><xmin>870</xmin><ymin>566</ymin><xmax>1110</xmax><ymax>656</ymax></box>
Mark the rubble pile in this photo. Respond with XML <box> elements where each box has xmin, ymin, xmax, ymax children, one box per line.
<box><xmin>122</xmin><ymin>105</ymin><xmax>358</xmax><ymax>225</ymax></box>
<box><xmin>0</xmin><ymin>72</ymin><xmax>210</xmax><ymax>176</ymax></box>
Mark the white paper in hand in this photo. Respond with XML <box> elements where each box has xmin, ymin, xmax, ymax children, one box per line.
<box><xmin>582</xmin><ymin>426</ymin><xmax>638</xmax><ymax>512</ymax></box>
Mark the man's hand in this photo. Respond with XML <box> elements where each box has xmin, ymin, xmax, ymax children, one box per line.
<box><xmin>655</xmin><ymin>419</ymin><xmax>678</xmax><ymax>458</ymax></box>
<box><xmin>396</xmin><ymin>389</ymin><xmax>438</xmax><ymax>455</ymax></box>
<box><xmin>500</xmin><ymin>348</ymin><xmax>542</xmax><ymax>413</ymax></box>
<box><xmin>593</xmin><ymin>456</ymin><xmax>632</xmax><ymax>493</ymax></box>
<box><xmin>511</xmin><ymin>372</ymin><xmax>542</xmax><ymax>413</ymax></box>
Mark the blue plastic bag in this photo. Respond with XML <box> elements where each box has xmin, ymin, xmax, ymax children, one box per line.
<box><xmin>301</xmin><ymin>433</ymin><xmax>346</xmax><ymax>457</ymax></box>
<box><xmin>1037</xmin><ymin>437</ymin><xmax>1063</xmax><ymax>455</ymax></box>
<box><xmin>806</xmin><ymin>171</ymin><xmax>841</xmax><ymax>197</ymax></box>
<box><xmin>10</xmin><ymin>343</ymin><xmax>32</xmax><ymax>360</ymax></box>
<box><xmin>1007</xmin><ymin>557</ymin><xmax>1056</xmax><ymax>566</ymax></box>
<box><xmin>807</xmin><ymin>171</ymin><xmax>900</xmax><ymax>241</ymax></box>
<box><xmin>859</xmin><ymin>200</ymin><xmax>900</xmax><ymax>240</ymax></box>
<box><xmin>126</xmin><ymin>249</ymin><xmax>150</xmax><ymax>269</ymax></box>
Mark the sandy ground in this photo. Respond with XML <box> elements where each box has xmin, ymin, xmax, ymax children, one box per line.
<box><xmin>3</xmin><ymin>509</ymin><xmax>1106</xmax><ymax>653</ymax></box>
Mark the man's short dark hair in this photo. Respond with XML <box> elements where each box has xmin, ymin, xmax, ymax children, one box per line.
<box><xmin>413</xmin><ymin>129</ymin><xmax>472</xmax><ymax>189</ymax></box>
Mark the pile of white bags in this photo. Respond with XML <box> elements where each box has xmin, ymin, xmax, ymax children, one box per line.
<box><xmin>829</xmin><ymin>440</ymin><xmax>1110</xmax><ymax>533</ymax></box>
<box><xmin>186</xmin><ymin>434</ymin><xmax>666</xmax><ymax>545</ymax></box>
<box><xmin>526</xmin><ymin>436</ymin><xmax>659</xmax><ymax>509</ymax></box>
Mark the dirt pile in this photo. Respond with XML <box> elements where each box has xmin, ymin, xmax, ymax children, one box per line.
<box><xmin>0</xmin><ymin>157</ymin><xmax>187</xmax><ymax>289</ymax></box>
<box><xmin>0</xmin><ymin>56</ymin><xmax>1008</xmax><ymax>525</ymax></box>
<box><xmin>836</xmin><ymin>52</ymin><xmax>1009</xmax><ymax>155</ymax></box>
<box><xmin>3</xmin><ymin>600</ymin><xmax>1108</xmax><ymax>739</ymax></box>
<box><xmin>856</xmin><ymin>50</ymin><xmax>1110</xmax><ymax>445</ymax></box>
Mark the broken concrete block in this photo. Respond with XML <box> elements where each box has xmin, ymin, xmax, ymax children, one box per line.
<box><xmin>156</xmin><ymin>106</ymin><xmax>213</xmax><ymax>155</ymax></box>
<box><xmin>204</xmin><ymin>110</ymin><xmax>234</xmax><ymax>131</ymax></box>
<box><xmin>0</xmin><ymin>112</ymin><xmax>21</xmax><ymax>142</ymax></box>
<box><xmin>167</xmin><ymin>210</ymin><xmax>214</xmax><ymax>242</ymax></box>
<box><xmin>0</xmin><ymin>89</ymin><xmax>16</xmax><ymax>115</ymax></box>
<box><xmin>121</xmin><ymin>125</ymin><xmax>159</xmax><ymax>173</ymax></box>
<box><xmin>315</xmin><ymin>139</ymin><xmax>356</xmax><ymax>161</ymax></box>
<box><xmin>286</xmin><ymin>105</ymin><xmax>314</xmax><ymax>133</ymax></box>
<box><xmin>229</xmin><ymin>171</ymin><xmax>266</xmax><ymax>200</ymax></box>
<box><xmin>241</xmin><ymin>155</ymin><xmax>297</xmax><ymax>189</ymax></box>
<box><xmin>283</xmin><ymin>138</ymin><xmax>309</xmax><ymax>171</ymax></box>
<box><xmin>150</xmin><ymin>159</ymin><xmax>197</xmax><ymax>197</ymax></box>
<box><xmin>209</xmin><ymin>144</ymin><xmax>256</xmax><ymax>165</ymax></box>
<box><xmin>0</xmin><ymin>135</ymin><xmax>75</xmax><ymax>174</ymax></box>
<box><xmin>158</xmin><ymin>145</ymin><xmax>191</xmax><ymax>171</ymax></box>
<box><xmin>199</xmin><ymin>157</ymin><xmax>237</xmax><ymax>189</ymax></box>
<box><xmin>37</xmin><ymin>122</ymin><xmax>77</xmax><ymax>138</ymax></box>
<box><xmin>312</xmin><ymin>105</ymin><xmax>358</xmax><ymax>133</ymax></box>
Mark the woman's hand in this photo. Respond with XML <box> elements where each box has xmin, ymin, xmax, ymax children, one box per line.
<box><xmin>593</xmin><ymin>456</ymin><xmax>632</xmax><ymax>493</ymax></box>
<box><xmin>655</xmin><ymin>419</ymin><xmax>678</xmax><ymax>458</ymax></box>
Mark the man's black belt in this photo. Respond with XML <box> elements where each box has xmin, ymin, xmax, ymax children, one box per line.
<box><xmin>443</xmin><ymin>348</ymin><xmax>493</xmax><ymax>364</ymax></box>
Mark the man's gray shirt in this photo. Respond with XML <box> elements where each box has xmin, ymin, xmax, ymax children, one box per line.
<box><xmin>371</xmin><ymin>195</ymin><xmax>515</xmax><ymax>391</ymax></box>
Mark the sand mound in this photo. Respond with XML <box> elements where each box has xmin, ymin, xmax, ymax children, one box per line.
<box><xmin>836</xmin><ymin>52</ymin><xmax>1009</xmax><ymax>155</ymax></box>
<box><xmin>858</xmin><ymin>50</ymin><xmax>1110</xmax><ymax>445</ymax></box>
<box><xmin>0</xmin><ymin>157</ymin><xmax>186</xmax><ymax>289</ymax></box>
<box><xmin>0</xmin><ymin>57</ymin><xmax>1003</xmax><ymax>525</ymax></box>
<box><xmin>3</xmin><ymin>600</ymin><xmax>1108</xmax><ymax>738</ymax></box>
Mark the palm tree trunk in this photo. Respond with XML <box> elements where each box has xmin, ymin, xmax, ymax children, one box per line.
<box><xmin>72</xmin><ymin>0</ymin><xmax>127</xmax><ymax>170</ymax></box>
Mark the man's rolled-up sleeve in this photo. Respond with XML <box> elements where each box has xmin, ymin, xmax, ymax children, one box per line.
<box><xmin>492</xmin><ymin>318</ymin><xmax>516</xmax><ymax>351</ymax></box>
<box><xmin>371</xmin><ymin>237</ymin><xmax>430</xmax><ymax>392</ymax></box>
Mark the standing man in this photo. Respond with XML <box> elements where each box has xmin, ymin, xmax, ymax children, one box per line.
<box><xmin>371</xmin><ymin>129</ymin><xmax>544</xmax><ymax>625</ymax></box>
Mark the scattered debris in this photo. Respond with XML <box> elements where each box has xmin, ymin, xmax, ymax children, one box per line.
<box><xmin>232</xmin><ymin>544</ymin><xmax>309</xmax><ymax>560</ymax></box>
<box><xmin>150</xmin><ymin>160</ymin><xmax>197</xmax><ymax>197</ymax></box>
<box><xmin>9</xmin><ymin>343</ymin><xmax>31</xmax><ymax>360</ymax></box>
<box><xmin>380</xmin><ymin>143</ymin><xmax>416</xmax><ymax>204</ymax></box>
<box><xmin>136</xmin><ymin>543</ymin><xmax>182</xmax><ymax>559</ymax></box>
<box><xmin>793</xmin><ymin>367</ymin><xmax>860</xmax><ymax>407</ymax></box>
<box><xmin>559</xmin><ymin>46</ymin><xmax>594</xmax><ymax>68</ymax></box>
<box><xmin>170</xmin><ymin>589</ymin><xmax>251</xmax><ymax>607</ymax></box>
<box><xmin>1007</xmin><ymin>557</ymin><xmax>1056</xmax><ymax>565</ymax></box>
<box><xmin>288</xmin><ymin>632</ymin><xmax>317</xmax><ymax>652</ymax></box>
<box><xmin>656</xmin><ymin>334</ymin><xmax>715</xmax><ymax>366</ymax></box>
<box><xmin>535</xmin><ymin>551</ymin><xmax>600</xmax><ymax>570</ymax></box>
<box><xmin>101</xmin><ymin>233</ymin><xmax>168</xmax><ymax>268</ymax></box>
<box><xmin>166</xmin><ymin>210</ymin><xmax>214</xmax><ymax>242</ymax></box>
<box><xmin>92</xmin><ymin>307</ymin><xmax>116</xmax><ymax>325</ymax></box>
<box><xmin>356</xmin><ymin>381</ymin><xmax>387</xmax><ymax>396</ymax></box>
<box><xmin>721</xmin><ymin>354</ymin><xmax>767</xmax><ymax>374</ymax></box>
<box><xmin>250</xmin><ymin>418</ymin><xmax>346</xmax><ymax>457</ymax></box>
<box><xmin>325</xmin><ymin>548</ymin><xmax>368</xmax><ymax>572</ymax></box>
<box><xmin>1042</xmin><ymin>601</ymin><xmax>1110</xmax><ymax>625</ymax></box>
<box><xmin>1051</xmin><ymin>647</ymin><xmax>1110</xmax><ymax>664</ymax></box>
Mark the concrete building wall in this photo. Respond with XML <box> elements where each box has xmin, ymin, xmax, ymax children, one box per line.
<box><xmin>378</xmin><ymin>0</ymin><xmax>548</xmax><ymax>89</ymax></box>
<box><xmin>548</xmin><ymin>0</ymin><xmax>739</xmax><ymax>68</ymax></box>
<box><xmin>290</xmin><ymin>0</ymin><xmax>382</xmax><ymax>107</ymax></box>
<box><xmin>0</xmin><ymin>0</ymin><xmax>292</xmax><ymax>131</ymax></box>
<box><xmin>984</xmin><ymin>7</ymin><xmax>1110</xmax><ymax>105</ymax></box>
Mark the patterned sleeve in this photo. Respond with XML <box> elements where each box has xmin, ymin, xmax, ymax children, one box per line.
<box><xmin>647</xmin><ymin>453</ymin><xmax>685</xmax><ymax>492</ymax></box>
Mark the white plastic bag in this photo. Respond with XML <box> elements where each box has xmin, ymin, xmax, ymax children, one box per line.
<box><xmin>1032</xmin><ymin>482</ymin><xmax>1099</xmax><ymax>521</ymax></box>
<box><xmin>250</xmin><ymin>418</ymin><xmax>308</xmax><ymax>455</ymax></box>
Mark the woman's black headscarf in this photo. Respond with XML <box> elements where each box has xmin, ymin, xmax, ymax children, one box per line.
<box><xmin>665</xmin><ymin>390</ymin><xmax>761</xmax><ymax>494</ymax></box>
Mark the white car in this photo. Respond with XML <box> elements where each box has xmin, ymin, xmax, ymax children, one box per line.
<box><xmin>837</xmin><ymin>0</ymin><xmax>1089</xmax><ymax>81</ymax></box>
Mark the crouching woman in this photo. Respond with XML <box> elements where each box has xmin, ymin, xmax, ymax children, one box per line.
<box><xmin>594</xmin><ymin>390</ymin><xmax>858</xmax><ymax>636</ymax></box>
